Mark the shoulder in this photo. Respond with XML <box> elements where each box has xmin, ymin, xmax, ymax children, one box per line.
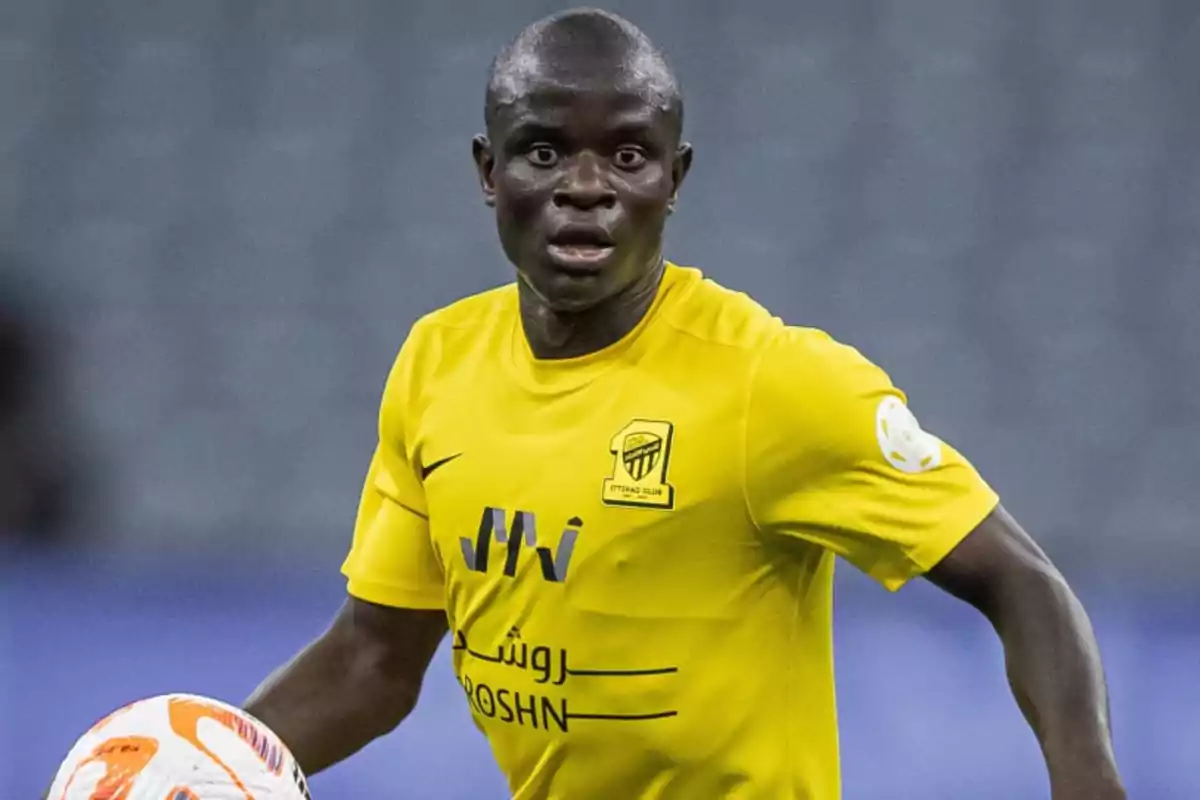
<box><xmin>757</xmin><ymin>325</ymin><xmax>891</xmax><ymax>391</ymax></box>
<box><xmin>747</xmin><ymin>324</ymin><xmax>900</xmax><ymax>452</ymax></box>
<box><xmin>747</xmin><ymin>324</ymin><xmax>903</xmax><ymax>466</ymax></box>
<box><xmin>410</xmin><ymin>282</ymin><xmax>516</xmax><ymax>345</ymax></box>
<box><xmin>400</xmin><ymin>282</ymin><xmax>516</xmax><ymax>372</ymax></box>
<box><xmin>664</xmin><ymin>264</ymin><xmax>888</xmax><ymax>389</ymax></box>
<box><xmin>659</xmin><ymin>265</ymin><xmax>782</xmax><ymax>354</ymax></box>
<box><xmin>383</xmin><ymin>282</ymin><xmax>516</xmax><ymax>415</ymax></box>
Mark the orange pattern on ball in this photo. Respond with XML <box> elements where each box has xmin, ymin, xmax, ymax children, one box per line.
<box><xmin>59</xmin><ymin>736</ymin><xmax>158</xmax><ymax>800</ymax></box>
<box><xmin>166</xmin><ymin>697</ymin><xmax>257</xmax><ymax>800</ymax></box>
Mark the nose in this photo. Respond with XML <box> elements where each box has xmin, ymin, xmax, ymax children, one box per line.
<box><xmin>553</xmin><ymin>152</ymin><xmax>617</xmax><ymax>210</ymax></box>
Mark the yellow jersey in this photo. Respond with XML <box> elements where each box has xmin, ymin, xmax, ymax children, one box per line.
<box><xmin>342</xmin><ymin>264</ymin><xmax>999</xmax><ymax>799</ymax></box>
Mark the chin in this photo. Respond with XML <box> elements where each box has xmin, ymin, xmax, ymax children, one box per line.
<box><xmin>525</xmin><ymin>269</ymin><xmax>622</xmax><ymax>313</ymax></box>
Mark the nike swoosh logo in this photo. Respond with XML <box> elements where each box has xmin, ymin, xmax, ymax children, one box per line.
<box><xmin>421</xmin><ymin>453</ymin><xmax>463</xmax><ymax>479</ymax></box>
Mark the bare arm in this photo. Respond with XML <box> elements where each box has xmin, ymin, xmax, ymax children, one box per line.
<box><xmin>244</xmin><ymin>597</ymin><xmax>447</xmax><ymax>776</ymax></box>
<box><xmin>926</xmin><ymin>505</ymin><xmax>1124</xmax><ymax>799</ymax></box>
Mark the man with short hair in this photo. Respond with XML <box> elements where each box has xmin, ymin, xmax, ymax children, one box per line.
<box><xmin>246</xmin><ymin>9</ymin><xmax>1125</xmax><ymax>799</ymax></box>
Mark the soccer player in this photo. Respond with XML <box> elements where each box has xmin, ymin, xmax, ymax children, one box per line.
<box><xmin>244</xmin><ymin>9</ymin><xmax>1125</xmax><ymax>799</ymax></box>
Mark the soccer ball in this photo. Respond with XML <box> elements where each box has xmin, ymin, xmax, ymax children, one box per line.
<box><xmin>48</xmin><ymin>693</ymin><xmax>312</xmax><ymax>799</ymax></box>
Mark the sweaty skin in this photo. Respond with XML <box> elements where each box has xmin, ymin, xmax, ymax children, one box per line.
<box><xmin>243</xmin><ymin>7</ymin><xmax>691</xmax><ymax>775</ymax></box>
<box><xmin>238</xmin><ymin>9</ymin><xmax>1123</xmax><ymax>799</ymax></box>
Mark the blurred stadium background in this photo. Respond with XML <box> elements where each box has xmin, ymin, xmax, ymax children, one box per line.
<box><xmin>1</xmin><ymin>0</ymin><xmax>1196</xmax><ymax>796</ymax></box>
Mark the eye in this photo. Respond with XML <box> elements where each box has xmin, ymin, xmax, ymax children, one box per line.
<box><xmin>526</xmin><ymin>144</ymin><xmax>558</xmax><ymax>167</ymax></box>
<box><xmin>614</xmin><ymin>147</ymin><xmax>647</xmax><ymax>170</ymax></box>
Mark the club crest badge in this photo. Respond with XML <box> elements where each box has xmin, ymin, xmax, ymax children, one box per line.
<box><xmin>602</xmin><ymin>420</ymin><xmax>676</xmax><ymax>509</ymax></box>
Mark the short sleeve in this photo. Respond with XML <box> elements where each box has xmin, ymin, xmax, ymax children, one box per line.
<box><xmin>744</xmin><ymin>327</ymin><xmax>999</xmax><ymax>591</ymax></box>
<box><xmin>341</xmin><ymin>330</ymin><xmax>445</xmax><ymax>609</ymax></box>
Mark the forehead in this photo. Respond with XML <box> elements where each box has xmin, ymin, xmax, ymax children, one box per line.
<box><xmin>492</xmin><ymin>76</ymin><xmax>674</xmax><ymax>140</ymax></box>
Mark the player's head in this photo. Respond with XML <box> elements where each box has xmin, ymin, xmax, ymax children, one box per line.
<box><xmin>473</xmin><ymin>8</ymin><xmax>692</xmax><ymax>312</ymax></box>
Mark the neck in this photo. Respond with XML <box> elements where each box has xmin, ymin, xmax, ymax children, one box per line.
<box><xmin>519</xmin><ymin>260</ymin><xmax>665</xmax><ymax>360</ymax></box>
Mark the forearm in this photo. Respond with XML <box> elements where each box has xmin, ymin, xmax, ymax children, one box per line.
<box><xmin>245</xmin><ymin>627</ymin><xmax>419</xmax><ymax>776</ymax></box>
<box><xmin>990</xmin><ymin>565</ymin><xmax>1123</xmax><ymax>796</ymax></box>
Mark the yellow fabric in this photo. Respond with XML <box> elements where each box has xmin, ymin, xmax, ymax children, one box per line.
<box><xmin>342</xmin><ymin>264</ymin><xmax>999</xmax><ymax>799</ymax></box>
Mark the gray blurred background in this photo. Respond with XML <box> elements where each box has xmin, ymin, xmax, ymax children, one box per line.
<box><xmin>1</xmin><ymin>0</ymin><xmax>1196</xmax><ymax>797</ymax></box>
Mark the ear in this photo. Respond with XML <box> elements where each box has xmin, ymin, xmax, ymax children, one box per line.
<box><xmin>472</xmin><ymin>135</ymin><xmax>497</xmax><ymax>207</ymax></box>
<box><xmin>667</xmin><ymin>142</ymin><xmax>693</xmax><ymax>215</ymax></box>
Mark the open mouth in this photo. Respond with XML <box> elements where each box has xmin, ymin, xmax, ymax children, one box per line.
<box><xmin>547</xmin><ymin>227</ymin><xmax>616</xmax><ymax>271</ymax></box>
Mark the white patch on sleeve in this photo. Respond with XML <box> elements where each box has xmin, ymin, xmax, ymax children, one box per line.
<box><xmin>875</xmin><ymin>396</ymin><xmax>943</xmax><ymax>474</ymax></box>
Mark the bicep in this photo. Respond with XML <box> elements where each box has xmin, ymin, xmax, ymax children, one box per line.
<box><xmin>335</xmin><ymin>597</ymin><xmax>448</xmax><ymax>682</ymax></box>
<box><xmin>925</xmin><ymin>505</ymin><xmax>1060</xmax><ymax>613</ymax></box>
